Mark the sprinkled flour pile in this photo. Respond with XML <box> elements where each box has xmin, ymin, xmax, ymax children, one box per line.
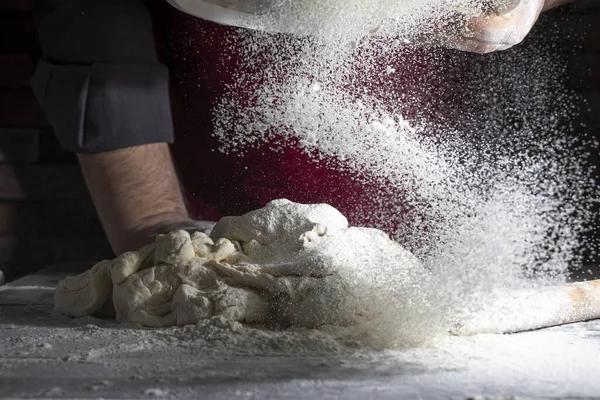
<box><xmin>55</xmin><ymin>200</ymin><xmax>438</xmax><ymax>347</ymax></box>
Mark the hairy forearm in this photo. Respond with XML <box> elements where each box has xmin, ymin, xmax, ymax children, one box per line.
<box><xmin>78</xmin><ymin>143</ymin><xmax>190</xmax><ymax>254</ymax></box>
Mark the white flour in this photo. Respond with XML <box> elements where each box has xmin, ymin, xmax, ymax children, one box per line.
<box><xmin>53</xmin><ymin>198</ymin><xmax>597</xmax><ymax>347</ymax></box>
<box><xmin>54</xmin><ymin>200</ymin><xmax>436</xmax><ymax>347</ymax></box>
<box><xmin>2</xmin><ymin>297</ymin><xmax>600</xmax><ymax>398</ymax></box>
<box><xmin>172</xmin><ymin>0</ymin><xmax>488</xmax><ymax>43</ymax></box>
<box><xmin>208</xmin><ymin>1</ymin><xmax>597</xmax><ymax>345</ymax></box>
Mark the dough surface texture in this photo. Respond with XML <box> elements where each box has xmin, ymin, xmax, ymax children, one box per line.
<box><xmin>55</xmin><ymin>199</ymin><xmax>425</xmax><ymax>328</ymax></box>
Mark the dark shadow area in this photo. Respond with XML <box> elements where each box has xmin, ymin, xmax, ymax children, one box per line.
<box><xmin>1</xmin><ymin>157</ymin><xmax>113</xmax><ymax>282</ymax></box>
<box><xmin>0</xmin><ymin>5</ymin><xmax>112</xmax><ymax>283</ymax></box>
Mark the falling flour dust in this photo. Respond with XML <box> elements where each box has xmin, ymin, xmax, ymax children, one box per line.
<box><xmin>209</xmin><ymin>2</ymin><xmax>598</xmax><ymax>343</ymax></box>
<box><xmin>57</xmin><ymin>1</ymin><xmax>598</xmax><ymax>351</ymax></box>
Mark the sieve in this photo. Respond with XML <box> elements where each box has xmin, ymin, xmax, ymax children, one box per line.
<box><xmin>167</xmin><ymin>0</ymin><xmax>280</xmax><ymax>32</ymax></box>
<box><xmin>167</xmin><ymin>0</ymin><xmax>525</xmax><ymax>34</ymax></box>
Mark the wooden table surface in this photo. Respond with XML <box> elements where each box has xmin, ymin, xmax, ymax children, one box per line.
<box><xmin>1</xmin><ymin>264</ymin><xmax>600</xmax><ymax>400</ymax></box>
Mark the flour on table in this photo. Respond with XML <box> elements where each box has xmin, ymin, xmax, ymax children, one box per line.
<box><xmin>54</xmin><ymin>199</ymin><xmax>425</xmax><ymax>330</ymax></box>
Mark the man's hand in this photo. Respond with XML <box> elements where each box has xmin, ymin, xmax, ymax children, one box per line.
<box><xmin>78</xmin><ymin>143</ymin><xmax>212</xmax><ymax>255</ymax></box>
<box><xmin>448</xmin><ymin>0</ymin><xmax>571</xmax><ymax>53</ymax></box>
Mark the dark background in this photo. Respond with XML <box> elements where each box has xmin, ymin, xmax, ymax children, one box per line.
<box><xmin>0</xmin><ymin>0</ymin><xmax>598</xmax><ymax>283</ymax></box>
<box><xmin>0</xmin><ymin>0</ymin><xmax>112</xmax><ymax>283</ymax></box>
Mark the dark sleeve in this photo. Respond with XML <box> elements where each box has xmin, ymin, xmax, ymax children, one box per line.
<box><xmin>31</xmin><ymin>0</ymin><xmax>174</xmax><ymax>153</ymax></box>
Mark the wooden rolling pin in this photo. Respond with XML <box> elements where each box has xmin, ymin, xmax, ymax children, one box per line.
<box><xmin>453</xmin><ymin>279</ymin><xmax>600</xmax><ymax>335</ymax></box>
